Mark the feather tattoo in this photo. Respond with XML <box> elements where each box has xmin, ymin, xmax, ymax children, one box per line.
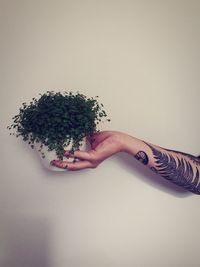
<box><xmin>145</xmin><ymin>143</ymin><xmax>200</xmax><ymax>194</ymax></box>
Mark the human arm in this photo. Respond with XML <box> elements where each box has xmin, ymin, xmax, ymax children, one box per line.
<box><xmin>51</xmin><ymin>131</ymin><xmax>200</xmax><ymax>195</ymax></box>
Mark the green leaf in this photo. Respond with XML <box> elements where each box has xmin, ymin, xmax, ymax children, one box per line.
<box><xmin>8</xmin><ymin>91</ymin><xmax>111</xmax><ymax>158</ymax></box>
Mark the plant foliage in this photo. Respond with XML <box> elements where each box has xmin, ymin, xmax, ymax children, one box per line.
<box><xmin>8</xmin><ymin>91</ymin><xmax>110</xmax><ymax>159</ymax></box>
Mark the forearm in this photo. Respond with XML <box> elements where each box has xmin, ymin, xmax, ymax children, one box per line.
<box><xmin>121</xmin><ymin>134</ymin><xmax>200</xmax><ymax>195</ymax></box>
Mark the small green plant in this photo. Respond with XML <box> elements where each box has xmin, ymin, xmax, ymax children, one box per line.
<box><xmin>8</xmin><ymin>91</ymin><xmax>110</xmax><ymax>159</ymax></box>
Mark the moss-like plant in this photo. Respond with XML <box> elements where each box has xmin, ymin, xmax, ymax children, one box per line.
<box><xmin>8</xmin><ymin>91</ymin><xmax>110</xmax><ymax>159</ymax></box>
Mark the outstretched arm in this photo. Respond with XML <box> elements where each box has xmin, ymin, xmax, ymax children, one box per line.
<box><xmin>51</xmin><ymin>131</ymin><xmax>200</xmax><ymax>195</ymax></box>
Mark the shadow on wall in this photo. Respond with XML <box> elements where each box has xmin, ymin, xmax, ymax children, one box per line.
<box><xmin>115</xmin><ymin>153</ymin><xmax>191</xmax><ymax>198</ymax></box>
<box><xmin>0</xmin><ymin>215</ymin><xmax>52</xmax><ymax>267</ymax></box>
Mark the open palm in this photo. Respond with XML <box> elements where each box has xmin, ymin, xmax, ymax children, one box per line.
<box><xmin>51</xmin><ymin>131</ymin><xmax>124</xmax><ymax>171</ymax></box>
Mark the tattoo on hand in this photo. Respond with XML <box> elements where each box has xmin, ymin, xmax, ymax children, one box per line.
<box><xmin>145</xmin><ymin>143</ymin><xmax>200</xmax><ymax>195</ymax></box>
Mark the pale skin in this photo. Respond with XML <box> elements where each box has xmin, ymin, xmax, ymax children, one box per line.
<box><xmin>51</xmin><ymin>131</ymin><xmax>200</xmax><ymax>195</ymax></box>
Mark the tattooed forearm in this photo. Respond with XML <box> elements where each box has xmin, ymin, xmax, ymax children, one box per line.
<box><xmin>164</xmin><ymin>148</ymin><xmax>200</xmax><ymax>166</ymax></box>
<box><xmin>135</xmin><ymin>151</ymin><xmax>149</xmax><ymax>165</ymax></box>
<box><xmin>145</xmin><ymin>143</ymin><xmax>200</xmax><ymax>194</ymax></box>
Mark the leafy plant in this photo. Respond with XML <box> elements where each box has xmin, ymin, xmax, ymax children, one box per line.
<box><xmin>8</xmin><ymin>91</ymin><xmax>110</xmax><ymax>159</ymax></box>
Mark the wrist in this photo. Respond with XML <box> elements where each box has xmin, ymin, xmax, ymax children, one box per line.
<box><xmin>121</xmin><ymin>134</ymin><xmax>138</xmax><ymax>154</ymax></box>
<box><xmin>113</xmin><ymin>131</ymin><xmax>139</xmax><ymax>154</ymax></box>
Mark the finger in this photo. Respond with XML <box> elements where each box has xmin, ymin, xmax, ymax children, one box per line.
<box><xmin>51</xmin><ymin>160</ymin><xmax>69</xmax><ymax>169</ymax></box>
<box><xmin>64</xmin><ymin>150</ymin><xmax>95</xmax><ymax>161</ymax></box>
<box><xmin>67</xmin><ymin>160</ymin><xmax>94</xmax><ymax>171</ymax></box>
<box><xmin>51</xmin><ymin>159</ymin><xmax>93</xmax><ymax>171</ymax></box>
<box><xmin>63</xmin><ymin>150</ymin><xmax>74</xmax><ymax>158</ymax></box>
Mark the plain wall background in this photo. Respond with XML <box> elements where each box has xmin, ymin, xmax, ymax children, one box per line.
<box><xmin>0</xmin><ymin>0</ymin><xmax>200</xmax><ymax>266</ymax></box>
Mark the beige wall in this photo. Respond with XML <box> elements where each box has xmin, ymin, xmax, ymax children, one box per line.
<box><xmin>0</xmin><ymin>1</ymin><xmax>200</xmax><ymax>266</ymax></box>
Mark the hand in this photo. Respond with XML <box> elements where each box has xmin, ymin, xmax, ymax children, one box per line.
<box><xmin>51</xmin><ymin>131</ymin><xmax>128</xmax><ymax>171</ymax></box>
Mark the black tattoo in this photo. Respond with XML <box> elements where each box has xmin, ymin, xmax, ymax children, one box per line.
<box><xmin>135</xmin><ymin>151</ymin><xmax>149</xmax><ymax>165</ymax></box>
<box><xmin>146</xmin><ymin>143</ymin><xmax>200</xmax><ymax>195</ymax></box>
<box><xmin>150</xmin><ymin>166</ymin><xmax>158</xmax><ymax>173</ymax></box>
<box><xmin>164</xmin><ymin>148</ymin><xmax>200</xmax><ymax>166</ymax></box>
